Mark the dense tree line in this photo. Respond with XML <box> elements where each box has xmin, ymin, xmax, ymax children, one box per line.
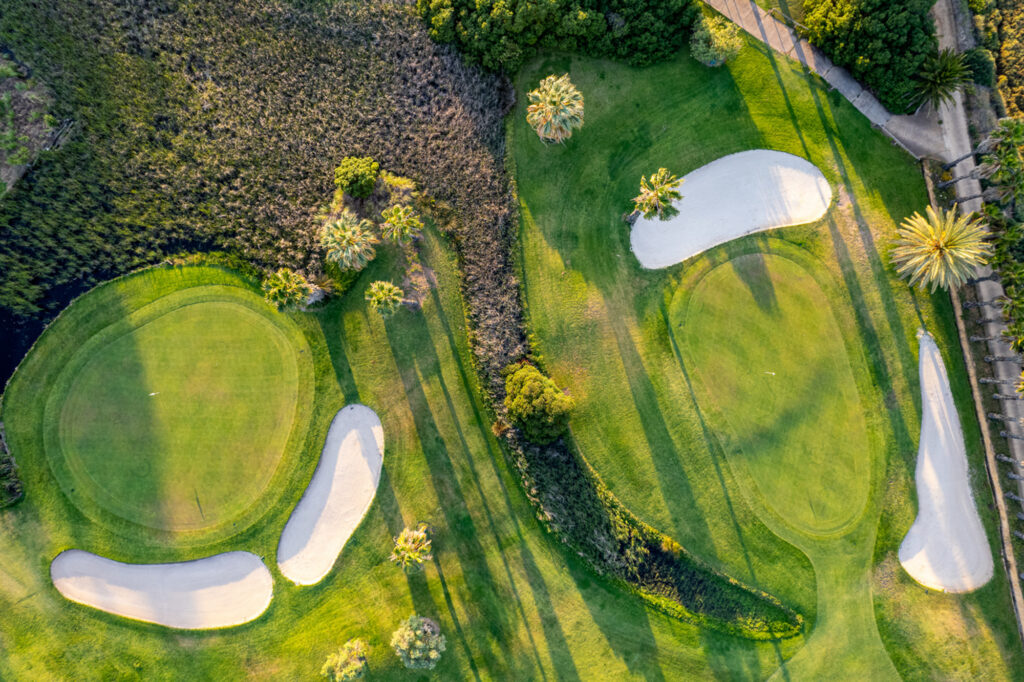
<box><xmin>416</xmin><ymin>0</ymin><xmax>697</xmax><ymax>73</ymax></box>
<box><xmin>803</xmin><ymin>0</ymin><xmax>938</xmax><ymax>113</ymax></box>
<box><xmin>0</xmin><ymin>0</ymin><xmax>800</xmax><ymax>634</ymax></box>
<box><xmin>996</xmin><ymin>0</ymin><xmax>1024</xmax><ymax>115</ymax></box>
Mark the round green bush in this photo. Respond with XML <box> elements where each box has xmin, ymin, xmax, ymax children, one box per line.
<box><xmin>390</xmin><ymin>615</ymin><xmax>446</xmax><ymax>670</ymax></box>
<box><xmin>334</xmin><ymin>156</ymin><xmax>380</xmax><ymax>198</ymax></box>
<box><xmin>321</xmin><ymin>638</ymin><xmax>369</xmax><ymax>680</ymax></box>
<box><xmin>503</xmin><ymin>363</ymin><xmax>574</xmax><ymax>444</ymax></box>
<box><xmin>261</xmin><ymin>267</ymin><xmax>313</xmax><ymax>309</ymax></box>
<box><xmin>964</xmin><ymin>47</ymin><xmax>996</xmax><ymax>87</ymax></box>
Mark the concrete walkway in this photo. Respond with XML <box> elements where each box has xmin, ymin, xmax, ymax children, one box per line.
<box><xmin>706</xmin><ymin>0</ymin><xmax>946</xmax><ymax>159</ymax></box>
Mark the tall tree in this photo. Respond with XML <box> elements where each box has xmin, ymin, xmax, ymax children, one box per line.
<box><xmin>526</xmin><ymin>74</ymin><xmax>584</xmax><ymax>143</ymax></box>
<box><xmin>890</xmin><ymin>205</ymin><xmax>991</xmax><ymax>291</ymax></box>
<box><xmin>321</xmin><ymin>211</ymin><xmax>379</xmax><ymax>271</ymax></box>
<box><xmin>632</xmin><ymin>168</ymin><xmax>683</xmax><ymax>220</ymax></box>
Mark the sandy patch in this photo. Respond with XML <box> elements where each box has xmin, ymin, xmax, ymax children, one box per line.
<box><xmin>898</xmin><ymin>331</ymin><xmax>993</xmax><ymax>592</ymax></box>
<box><xmin>277</xmin><ymin>404</ymin><xmax>384</xmax><ymax>585</ymax></box>
<box><xmin>630</xmin><ymin>150</ymin><xmax>832</xmax><ymax>269</ymax></box>
<box><xmin>50</xmin><ymin>549</ymin><xmax>272</xmax><ymax>629</ymax></box>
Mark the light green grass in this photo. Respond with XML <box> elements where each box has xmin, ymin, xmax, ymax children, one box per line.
<box><xmin>0</xmin><ymin>235</ymin><xmax>799</xmax><ymax>679</ymax></box>
<box><xmin>54</xmin><ymin>294</ymin><xmax>303</xmax><ymax>534</ymax></box>
<box><xmin>679</xmin><ymin>253</ymin><xmax>870</xmax><ymax>535</ymax></box>
<box><xmin>513</xmin><ymin>41</ymin><xmax>1024</xmax><ymax>678</ymax></box>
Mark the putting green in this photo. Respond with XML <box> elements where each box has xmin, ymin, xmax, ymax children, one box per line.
<box><xmin>35</xmin><ymin>274</ymin><xmax>314</xmax><ymax>544</ymax></box>
<box><xmin>675</xmin><ymin>253</ymin><xmax>870</xmax><ymax>535</ymax></box>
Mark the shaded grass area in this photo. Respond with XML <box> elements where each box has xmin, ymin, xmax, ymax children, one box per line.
<box><xmin>0</xmin><ymin>236</ymin><xmax>795</xmax><ymax>679</ymax></box>
<box><xmin>512</xmin><ymin>41</ymin><xmax>1023</xmax><ymax>676</ymax></box>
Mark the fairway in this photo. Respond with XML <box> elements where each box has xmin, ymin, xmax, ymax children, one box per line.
<box><xmin>55</xmin><ymin>297</ymin><xmax>300</xmax><ymax>532</ymax></box>
<box><xmin>677</xmin><ymin>253</ymin><xmax>869</xmax><ymax>534</ymax></box>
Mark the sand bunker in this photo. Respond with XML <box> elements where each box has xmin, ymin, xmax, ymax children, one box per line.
<box><xmin>277</xmin><ymin>404</ymin><xmax>384</xmax><ymax>585</ymax></box>
<box><xmin>50</xmin><ymin>549</ymin><xmax>273</xmax><ymax>629</ymax></box>
<box><xmin>630</xmin><ymin>150</ymin><xmax>832</xmax><ymax>269</ymax></box>
<box><xmin>898</xmin><ymin>332</ymin><xmax>993</xmax><ymax>592</ymax></box>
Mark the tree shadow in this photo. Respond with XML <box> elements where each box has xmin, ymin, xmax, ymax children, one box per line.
<box><xmin>731</xmin><ymin>252</ymin><xmax>778</xmax><ymax>312</ymax></box>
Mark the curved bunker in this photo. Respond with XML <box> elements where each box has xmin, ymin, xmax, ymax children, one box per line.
<box><xmin>277</xmin><ymin>404</ymin><xmax>384</xmax><ymax>586</ymax></box>
<box><xmin>898</xmin><ymin>331</ymin><xmax>993</xmax><ymax>592</ymax></box>
<box><xmin>51</xmin><ymin>549</ymin><xmax>273</xmax><ymax>629</ymax></box>
<box><xmin>630</xmin><ymin>150</ymin><xmax>832</xmax><ymax>269</ymax></box>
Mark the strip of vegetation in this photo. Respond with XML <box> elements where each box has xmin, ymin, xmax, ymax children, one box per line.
<box><xmin>802</xmin><ymin>0</ymin><xmax>937</xmax><ymax>113</ymax></box>
<box><xmin>0</xmin><ymin>424</ymin><xmax>23</xmax><ymax>508</ymax></box>
<box><xmin>416</xmin><ymin>0</ymin><xmax>698</xmax><ymax>73</ymax></box>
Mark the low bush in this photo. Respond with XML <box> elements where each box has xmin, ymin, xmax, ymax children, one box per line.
<box><xmin>390</xmin><ymin>615</ymin><xmax>446</xmax><ymax>670</ymax></box>
<box><xmin>803</xmin><ymin>0</ymin><xmax>937</xmax><ymax>113</ymax></box>
<box><xmin>321</xmin><ymin>638</ymin><xmax>369</xmax><ymax>681</ymax></box>
<box><xmin>690</xmin><ymin>13</ymin><xmax>744</xmax><ymax>67</ymax></box>
<box><xmin>334</xmin><ymin>157</ymin><xmax>380</xmax><ymax>199</ymax></box>
<box><xmin>965</xmin><ymin>47</ymin><xmax>997</xmax><ymax>87</ymax></box>
<box><xmin>503</xmin><ymin>363</ymin><xmax>574</xmax><ymax>444</ymax></box>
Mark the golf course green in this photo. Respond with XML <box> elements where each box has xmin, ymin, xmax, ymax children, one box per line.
<box><xmin>677</xmin><ymin>253</ymin><xmax>870</xmax><ymax>535</ymax></box>
<box><xmin>53</xmin><ymin>295</ymin><xmax>303</xmax><ymax>533</ymax></box>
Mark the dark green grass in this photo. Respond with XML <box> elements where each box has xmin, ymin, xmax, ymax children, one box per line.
<box><xmin>0</xmin><ymin>234</ymin><xmax>799</xmax><ymax>679</ymax></box>
<box><xmin>513</xmin><ymin>42</ymin><xmax>1024</xmax><ymax>677</ymax></box>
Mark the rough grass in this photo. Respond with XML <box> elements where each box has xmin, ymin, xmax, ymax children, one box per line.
<box><xmin>0</xmin><ymin>236</ymin><xmax>804</xmax><ymax>679</ymax></box>
<box><xmin>512</xmin><ymin>40</ymin><xmax>1024</xmax><ymax>677</ymax></box>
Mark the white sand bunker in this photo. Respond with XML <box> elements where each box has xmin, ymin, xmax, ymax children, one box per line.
<box><xmin>630</xmin><ymin>150</ymin><xmax>833</xmax><ymax>269</ymax></box>
<box><xmin>277</xmin><ymin>404</ymin><xmax>384</xmax><ymax>585</ymax></box>
<box><xmin>898</xmin><ymin>332</ymin><xmax>993</xmax><ymax>592</ymax></box>
<box><xmin>50</xmin><ymin>549</ymin><xmax>273</xmax><ymax>629</ymax></box>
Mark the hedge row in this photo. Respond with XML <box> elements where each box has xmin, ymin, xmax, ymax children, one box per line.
<box><xmin>996</xmin><ymin>0</ymin><xmax>1024</xmax><ymax>115</ymax></box>
<box><xmin>802</xmin><ymin>0</ymin><xmax>937</xmax><ymax>113</ymax></box>
<box><xmin>416</xmin><ymin>0</ymin><xmax>698</xmax><ymax>73</ymax></box>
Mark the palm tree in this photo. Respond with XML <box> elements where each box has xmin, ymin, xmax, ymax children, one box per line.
<box><xmin>261</xmin><ymin>268</ymin><xmax>312</xmax><ymax>309</ymax></box>
<box><xmin>943</xmin><ymin>117</ymin><xmax>1024</xmax><ymax>170</ymax></box>
<box><xmin>321</xmin><ymin>210</ymin><xmax>379</xmax><ymax>271</ymax></box>
<box><xmin>890</xmin><ymin>205</ymin><xmax>991</xmax><ymax>291</ymax></box>
<box><xmin>632</xmin><ymin>168</ymin><xmax>683</xmax><ymax>220</ymax></box>
<box><xmin>910</xmin><ymin>49</ymin><xmax>972</xmax><ymax>112</ymax></box>
<box><xmin>390</xmin><ymin>523</ymin><xmax>432</xmax><ymax>571</ymax></box>
<box><xmin>381</xmin><ymin>204</ymin><xmax>423</xmax><ymax>244</ymax></box>
<box><xmin>526</xmin><ymin>74</ymin><xmax>584</xmax><ymax>143</ymax></box>
<box><xmin>365</xmin><ymin>280</ymin><xmax>404</xmax><ymax>316</ymax></box>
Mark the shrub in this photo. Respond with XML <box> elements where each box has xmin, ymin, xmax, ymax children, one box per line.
<box><xmin>334</xmin><ymin>156</ymin><xmax>380</xmax><ymax>199</ymax></box>
<box><xmin>996</xmin><ymin>0</ymin><xmax>1024</xmax><ymax>116</ymax></box>
<box><xmin>391</xmin><ymin>615</ymin><xmax>446</xmax><ymax>670</ymax></box>
<box><xmin>390</xmin><ymin>523</ymin><xmax>433</xmax><ymax>571</ymax></box>
<box><xmin>321</xmin><ymin>638</ymin><xmax>369</xmax><ymax>681</ymax></box>
<box><xmin>503</xmin><ymin>363</ymin><xmax>574</xmax><ymax>444</ymax></box>
<box><xmin>965</xmin><ymin>47</ymin><xmax>997</xmax><ymax>87</ymax></box>
<box><xmin>380</xmin><ymin>204</ymin><xmax>423</xmax><ymax>244</ymax></box>
<box><xmin>261</xmin><ymin>268</ymin><xmax>313</xmax><ymax>309</ymax></box>
<box><xmin>365</xmin><ymin>280</ymin><xmax>404</xmax><ymax>316</ymax></box>
<box><xmin>804</xmin><ymin>0</ymin><xmax>937</xmax><ymax>112</ymax></box>
<box><xmin>689</xmin><ymin>14</ymin><xmax>744</xmax><ymax>67</ymax></box>
<box><xmin>321</xmin><ymin>211</ymin><xmax>379</xmax><ymax>271</ymax></box>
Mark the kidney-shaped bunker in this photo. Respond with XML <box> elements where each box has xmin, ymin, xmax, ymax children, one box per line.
<box><xmin>630</xmin><ymin>150</ymin><xmax>832</xmax><ymax>269</ymax></box>
<box><xmin>50</xmin><ymin>549</ymin><xmax>273</xmax><ymax>629</ymax></box>
<box><xmin>277</xmin><ymin>404</ymin><xmax>384</xmax><ymax>586</ymax></box>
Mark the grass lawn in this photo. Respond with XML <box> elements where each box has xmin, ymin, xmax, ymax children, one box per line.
<box><xmin>0</xmin><ymin>231</ymin><xmax>802</xmax><ymax>679</ymax></box>
<box><xmin>50</xmin><ymin>289</ymin><xmax>308</xmax><ymax>539</ymax></box>
<box><xmin>513</xmin><ymin>40</ymin><xmax>1024</xmax><ymax>678</ymax></box>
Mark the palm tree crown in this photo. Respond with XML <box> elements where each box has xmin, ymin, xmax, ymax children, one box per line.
<box><xmin>321</xmin><ymin>210</ymin><xmax>379</xmax><ymax>271</ymax></box>
<box><xmin>365</xmin><ymin>280</ymin><xmax>404</xmax><ymax>316</ymax></box>
<box><xmin>526</xmin><ymin>74</ymin><xmax>584</xmax><ymax>143</ymax></box>
<box><xmin>891</xmin><ymin>205</ymin><xmax>991</xmax><ymax>291</ymax></box>
<box><xmin>633</xmin><ymin>168</ymin><xmax>684</xmax><ymax>220</ymax></box>
<box><xmin>910</xmin><ymin>49</ymin><xmax>972</xmax><ymax>111</ymax></box>
<box><xmin>381</xmin><ymin>204</ymin><xmax>423</xmax><ymax>244</ymax></box>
